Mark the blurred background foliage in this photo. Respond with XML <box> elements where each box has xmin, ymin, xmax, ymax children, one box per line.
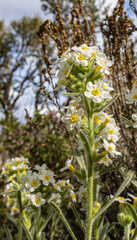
<box><xmin>0</xmin><ymin>0</ymin><xmax>137</xmax><ymax>239</ymax></box>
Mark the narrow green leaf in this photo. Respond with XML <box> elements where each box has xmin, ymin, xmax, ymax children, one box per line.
<box><xmin>49</xmin><ymin>201</ymin><xmax>77</xmax><ymax>240</ymax></box>
<box><xmin>99</xmin><ymin>166</ymin><xmax>121</xmax><ymax>175</ymax></box>
<box><xmin>94</xmin><ymin>171</ymin><xmax>134</xmax><ymax>220</ymax></box>
<box><xmin>79</xmin><ymin>130</ymin><xmax>93</xmax><ymax>164</ymax></box>
<box><xmin>62</xmin><ymin>92</ymin><xmax>80</xmax><ymax>96</ymax></box>
<box><xmin>71</xmin><ymin>205</ymin><xmax>85</xmax><ymax>233</ymax></box>
<box><xmin>125</xmin><ymin>202</ymin><xmax>137</xmax><ymax>225</ymax></box>
<box><xmin>21</xmin><ymin>221</ymin><xmax>33</xmax><ymax>240</ymax></box>
<box><xmin>38</xmin><ymin>209</ymin><xmax>53</xmax><ymax>234</ymax></box>
<box><xmin>4</xmin><ymin>225</ymin><xmax>13</xmax><ymax>240</ymax></box>
<box><xmin>73</xmin><ymin>148</ymin><xmax>87</xmax><ymax>174</ymax></box>
<box><xmin>121</xmin><ymin>115</ymin><xmax>133</xmax><ymax>126</ymax></box>
<box><xmin>93</xmin><ymin>94</ymin><xmax>119</xmax><ymax>113</ymax></box>
<box><xmin>99</xmin><ymin>222</ymin><xmax>110</xmax><ymax>240</ymax></box>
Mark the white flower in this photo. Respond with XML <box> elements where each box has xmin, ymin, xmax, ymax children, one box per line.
<box><xmin>103</xmin><ymin>139</ymin><xmax>121</xmax><ymax>157</ymax></box>
<box><xmin>101</xmin><ymin>122</ymin><xmax>120</xmax><ymax>142</ymax></box>
<box><xmin>20</xmin><ymin>171</ymin><xmax>32</xmax><ymax>190</ymax></box>
<box><xmin>96</xmin><ymin>53</ymin><xmax>112</xmax><ymax>75</ymax></box>
<box><xmin>126</xmin><ymin>88</ymin><xmax>137</xmax><ymax>104</ymax></box>
<box><xmin>84</xmin><ymin>81</ymin><xmax>110</xmax><ymax>103</ymax></box>
<box><xmin>58</xmin><ymin>62</ymin><xmax>72</xmax><ymax>81</ymax></box>
<box><xmin>72</xmin><ymin>44</ymin><xmax>100</xmax><ymax>59</ymax></box>
<box><xmin>71</xmin><ymin>52</ymin><xmax>90</xmax><ymax>66</ymax></box>
<box><xmin>68</xmin><ymin>189</ymin><xmax>76</xmax><ymax>202</ymax></box>
<box><xmin>34</xmin><ymin>164</ymin><xmax>47</xmax><ymax>173</ymax></box>
<box><xmin>58</xmin><ymin>48</ymin><xmax>71</xmax><ymax>63</ymax></box>
<box><xmin>99</xmin><ymin>154</ymin><xmax>112</xmax><ymax>166</ymax></box>
<box><xmin>93</xmin><ymin>171</ymin><xmax>100</xmax><ymax>179</ymax></box>
<box><xmin>38</xmin><ymin>170</ymin><xmax>55</xmax><ymax>186</ymax></box>
<box><xmin>49</xmin><ymin>193</ymin><xmax>61</xmax><ymax>204</ymax></box>
<box><xmin>25</xmin><ymin>172</ymin><xmax>41</xmax><ymax>192</ymax></box>
<box><xmin>62</xmin><ymin>105</ymin><xmax>84</xmax><ymax>131</ymax></box>
<box><xmin>53</xmin><ymin>183</ymin><xmax>62</xmax><ymax>192</ymax></box>
<box><xmin>30</xmin><ymin>192</ymin><xmax>46</xmax><ymax>207</ymax></box>
<box><xmin>11</xmin><ymin>204</ymin><xmax>18</xmax><ymax>215</ymax></box>
<box><xmin>60</xmin><ymin>156</ymin><xmax>74</xmax><ymax>172</ymax></box>
<box><xmin>111</xmin><ymin>195</ymin><xmax>131</xmax><ymax>204</ymax></box>
<box><xmin>132</xmin><ymin>113</ymin><xmax>137</xmax><ymax>128</ymax></box>
<box><xmin>77</xmin><ymin>185</ymin><xmax>87</xmax><ymax>202</ymax></box>
<box><xmin>103</xmin><ymin>82</ymin><xmax>114</xmax><ymax>92</ymax></box>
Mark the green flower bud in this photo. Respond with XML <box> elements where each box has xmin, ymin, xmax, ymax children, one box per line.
<box><xmin>118</xmin><ymin>213</ymin><xmax>132</xmax><ymax>226</ymax></box>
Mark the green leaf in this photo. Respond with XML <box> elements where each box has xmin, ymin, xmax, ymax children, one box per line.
<box><xmin>99</xmin><ymin>222</ymin><xmax>110</xmax><ymax>240</ymax></box>
<box><xmin>121</xmin><ymin>115</ymin><xmax>133</xmax><ymax>126</ymax></box>
<box><xmin>73</xmin><ymin>148</ymin><xmax>87</xmax><ymax>175</ymax></box>
<box><xmin>92</xmin><ymin>94</ymin><xmax>119</xmax><ymax>113</ymax></box>
<box><xmin>62</xmin><ymin>92</ymin><xmax>81</xmax><ymax>96</ymax></box>
<box><xmin>94</xmin><ymin>171</ymin><xmax>134</xmax><ymax>220</ymax></box>
<box><xmin>49</xmin><ymin>201</ymin><xmax>77</xmax><ymax>240</ymax></box>
<box><xmin>99</xmin><ymin>166</ymin><xmax>121</xmax><ymax>175</ymax></box>
<box><xmin>79</xmin><ymin>130</ymin><xmax>93</xmax><ymax>164</ymax></box>
<box><xmin>125</xmin><ymin>202</ymin><xmax>137</xmax><ymax>225</ymax></box>
<box><xmin>71</xmin><ymin>205</ymin><xmax>85</xmax><ymax>233</ymax></box>
<box><xmin>4</xmin><ymin>225</ymin><xmax>13</xmax><ymax>240</ymax></box>
<box><xmin>38</xmin><ymin>208</ymin><xmax>53</xmax><ymax>234</ymax></box>
<box><xmin>21</xmin><ymin>221</ymin><xmax>33</xmax><ymax>240</ymax></box>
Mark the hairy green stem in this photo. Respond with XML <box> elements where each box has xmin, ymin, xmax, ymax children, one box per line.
<box><xmin>84</xmin><ymin>96</ymin><xmax>95</xmax><ymax>240</ymax></box>
<box><xmin>17</xmin><ymin>191</ymin><xmax>23</xmax><ymax>240</ymax></box>
<box><xmin>125</xmin><ymin>224</ymin><xmax>130</xmax><ymax>240</ymax></box>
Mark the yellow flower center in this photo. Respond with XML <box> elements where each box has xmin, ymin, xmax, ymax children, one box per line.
<box><xmin>16</xmin><ymin>161</ymin><xmax>20</xmax><ymax>165</ymax></box>
<box><xmin>61</xmin><ymin>52</ymin><xmax>64</xmax><ymax>57</ymax></box>
<box><xmin>17</xmin><ymin>169</ymin><xmax>20</xmax><ymax>174</ymax></box>
<box><xmin>35</xmin><ymin>198</ymin><xmax>40</xmax><ymax>204</ymax></box>
<box><xmin>53</xmin><ymin>196</ymin><xmax>57</xmax><ymax>200</ymax></box>
<box><xmin>13</xmin><ymin>207</ymin><xmax>18</xmax><ymax>211</ymax></box>
<box><xmin>133</xmin><ymin>94</ymin><xmax>137</xmax><ymax>100</ymax></box>
<box><xmin>100</xmin><ymin>62</ymin><xmax>104</xmax><ymax>65</ymax></box>
<box><xmin>103</xmin><ymin>118</ymin><xmax>110</xmax><ymax>126</ymax></box>
<box><xmin>108</xmin><ymin>146</ymin><xmax>113</xmax><ymax>152</ymax></box>
<box><xmin>22</xmin><ymin>160</ymin><xmax>25</xmax><ymax>164</ymax></box>
<box><xmin>95</xmin><ymin>65</ymin><xmax>102</xmax><ymax>73</ymax></box>
<box><xmin>81</xmin><ymin>191</ymin><xmax>86</xmax><ymax>196</ymax></box>
<box><xmin>109</xmin><ymin>129</ymin><xmax>114</xmax><ymax>135</ymax></box>
<box><xmin>68</xmin><ymin>165</ymin><xmax>75</xmax><ymax>171</ymax></box>
<box><xmin>92</xmin><ymin>52</ymin><xmax>97</xmax><ymax>58</ymax></box>
<box><xmin>72</xmin><ymin>193</ymin><xmax>76</xmax><ymax>198</ymax></box>
<box><xmin>44</xmin><ymin>175</ymin><xmax>50</xmax><ymax>181</ymax></box>
<box><xmin>81</xmin><ymin>46</ymin><xmax>87</xmax><ymax>50</ymax></box>
<box><xmin>78</xmin><ymin>55</ymin><xmax>85</xmax><ymax>60</ymax></box>
<box><xmin>70</xmin><ymin>115</ymin><xmax>78</xmax><ymax>123</ymax></box>
<box><xmin>95</xmin><ymin>143</ymin><xmax>98</xmax><ymax>148</ymax></box>
<box><xmin>135</xmin><ymin>80</ymin><xmax>137</xmax><ymax>85</ymax></box>
<box><xmin>62</xmin><ymin>181</ymin><xmax>66</xmax><ymax>185</ymax></box>
<box><xmin>31</xmin><ymin>181</ymin><xmax>38</xmax><ymax>187</ymax></box>
<box><xmin>102</xmin><ymin>156</ymin><xmax>108</xmax><ymax>162</ymax></box>
<box><xmin>131</xmin><ymin>229</ymin><xmax>135</xmax><ymax>236</ymax></box>
<box><xmin>5</xmin><ymin>163</ymin><xmax>11</xmax><ymax>168</ymax></box>
<box><xmin>92</xmin><ymin>88</ymin><xmax>100</xmax><ymax>96</ymax></box>
<box><xmin>68</xmin><ymin>73</ymin><xmax>73</xmax><ymax>78</ymax></box>
<box><xmin>63</xmin><ymin>69</ymin><xmax>69</xmax><ymax>75</ymax></box>
<box><xmin>94</xmin><ymin>115</ymin><xmax>101</xmax><ymax>124</ymax></box>
<box><xmin>118</xmin><ymin>197</ymin><xmax>124</xmax><ymax>201</ymax></box>
<box><xmin>54</xmin><ymin>185</ymin><xmax>58</xmax><ymax>189</ymax></box>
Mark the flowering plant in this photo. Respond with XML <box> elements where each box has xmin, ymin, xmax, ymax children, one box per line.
<box><xmin>1</xmin><ymin>44</ymin><xmax>137</xmax><ymax>240</ymax></box>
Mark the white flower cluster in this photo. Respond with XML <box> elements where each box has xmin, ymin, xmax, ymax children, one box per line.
<box><xmin>20</xmin><ymin>163</ymin><xmax>76</xmax><ymax>207</ymax></box>
<box><xmin>2</xmin><ymin>157</ymin><xmax>30</xmax><ymax>215</ymax></box>
<box><xmin>57</xmin><ymin>44</ymin><xmax>113</xmax><ymax>93</ymax></box>
<box><xmin>126</xmin><ymin>78</ymin><xmax>137</xmax><ymax>128</ymax></box>
<box><xmin>2</xmin><ymin>157</ymin><xmax>29</xmax><ymax>177</ymax></box>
